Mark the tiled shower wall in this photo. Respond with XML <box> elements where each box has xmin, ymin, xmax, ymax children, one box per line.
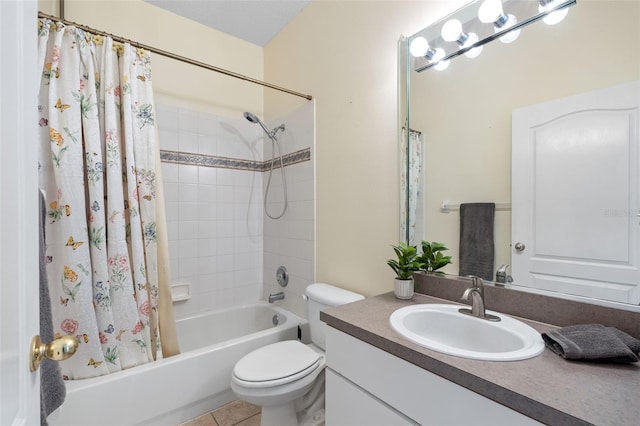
<box><xmin>157</xmin><ymin>101</ymin><xmax>315</xmax><ymax>320</ymax></box>
<box><xmin>263</xmin><ymin>101</ymin><xmax>316</xmax><ymax>318</ymax></box>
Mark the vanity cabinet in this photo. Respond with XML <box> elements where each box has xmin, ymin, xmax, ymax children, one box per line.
<box><xmin>325</xmin><ymin>326</ymin><xmax>542</xmax><ymax>426</ymax></box>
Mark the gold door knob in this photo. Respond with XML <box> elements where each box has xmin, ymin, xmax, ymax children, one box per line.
<box><xmin>30</xmin><ymin>335</ymin><xmax>79</xmax><ymax>372</ymax></box>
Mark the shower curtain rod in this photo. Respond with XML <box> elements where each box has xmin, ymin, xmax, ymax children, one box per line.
<box><xmin>37</xmin><ymin>12</ymin><xmax>313</xmax><ymax>101</ymax></box>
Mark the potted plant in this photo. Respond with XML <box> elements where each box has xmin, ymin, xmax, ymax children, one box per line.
<box><xmin>387</xmin><ymin>243</ymin><xmax>423</xmax><ymax>299</ymax></box>
<box><xmin>419</xmin><ymin>241</ymin><xmax>452</xmax><ymax>274</ymax></box>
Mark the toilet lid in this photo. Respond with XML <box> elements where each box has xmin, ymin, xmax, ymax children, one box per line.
<box><xmin>233</xmin><ymin>340</ymin><xmax>321</xmax><ymax>385</ymax></box>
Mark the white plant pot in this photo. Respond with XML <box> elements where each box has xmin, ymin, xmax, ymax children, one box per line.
<box><xmin>394</xmin><ymin>278</ymin><xmax>414</xmax><ymax>300</ymax></box>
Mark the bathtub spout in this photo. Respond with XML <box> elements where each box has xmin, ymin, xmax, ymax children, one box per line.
<box><xmin>268</xmin><ymin>292</ymin><xmax>285</xmax><ymax>303</ymax></box>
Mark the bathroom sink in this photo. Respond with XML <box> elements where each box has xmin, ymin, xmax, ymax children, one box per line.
<box><xmin>389</xmin><ymin>304</ymin><xmax>545</xmax><ymax>361</ymax></box>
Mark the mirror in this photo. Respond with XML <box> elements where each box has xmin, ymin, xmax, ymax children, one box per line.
<box><xmin>402</xmin><ymin>0</ymin><xmax>640</xmax><ymax>305</ymax></box>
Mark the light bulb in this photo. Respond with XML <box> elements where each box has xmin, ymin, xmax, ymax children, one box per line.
<box><xmin>434</xmin><ymin>60</ymin><xmax>450</xmax><ymax>71</ymax></box>
<box><xmin>539</xmin><ymin>1</ymin><xmax>569</xmax><ymax>25</ymax></box>
<box><xmin>441</xmin><ymin>19</ymin><xmax>464</xmax><ymax>42</ymax></box>
<box><xmin>478</xmin><ymin>0</ymin><xmax>504</xmax><ymax>23</ymax></box>
<box><xmin>409</xmin><ymin>36</ymin><xmax>429</xmax><ymax>57</ymax></box>
<box><xmin>464</xmin><ymin>33</ymin><xmax>483</xmax><ymax>58</ymax></box>
<box><xmin>497</xmin><ymin>14</ymin><xmax>520</xmax><ymax>43</ymax></box>
<box><xmin>543</xmin><ymin>8</ymin><xmax>568</xmax><ymax>25</ymax></box>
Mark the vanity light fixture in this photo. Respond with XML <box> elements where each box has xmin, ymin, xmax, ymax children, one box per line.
<box><xmin>478</xmin><ymin>0</ymin><xmax>521</xmax><ymax>44</ymax></box>
<box><xmin>441</xmin><ymin>19</ymin><xmax>483</xmax><ymax>59</ymax></box>
<box><xmin>408</xmin><ymin>0</ymin><xmax>576</xmax><ymax>73</ymax></box>
<box><xmin>538</xmin><ymin>0</ymin><xmax>569</xmax><ymax>25</ymax></box>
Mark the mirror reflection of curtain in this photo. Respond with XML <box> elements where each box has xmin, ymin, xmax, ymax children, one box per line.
<box><xmin>400</xmin><ymin>128</ymin><xmax>423</xmax><ymax>244</ymax></box>
<box><xmin>37</xmin><ymin>19</ymin><xmax>177</xmax><ymax>379</ymax></box>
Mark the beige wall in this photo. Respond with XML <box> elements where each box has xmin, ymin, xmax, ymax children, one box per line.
<box><xmin>39</xmin><ymin>0</ymin><xmax>265</xmax><ymax>117</ymax></box>
<box><xmin>264</xmin><ymin>1</ymin><xmax>468</xmax><ymax>296</ymax></box>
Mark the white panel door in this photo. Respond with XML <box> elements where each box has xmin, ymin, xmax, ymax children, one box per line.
<box><xmin>512</xmin><ymin>80</ymin><xmax>640</xmax><ymax>304</ymax></box>
<box><xmin>0</xmin><ymin>0</ymin><xmax>40</xmax><ymax>424</ymax></box>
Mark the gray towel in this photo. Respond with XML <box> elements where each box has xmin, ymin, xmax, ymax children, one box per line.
<box><xmin>541</xmin><ymin>324</ymin><xmax>640</xmax><ymax>363</ymax></box>
<box><xmin>458</xmin><ymin>203</ymin><xmax>495</xmax><ymax>281</ymax></box>
<box><xmin>39</xmin><ymin>190</ymin><xmax>66</xmax><ymax>425</ymax></box>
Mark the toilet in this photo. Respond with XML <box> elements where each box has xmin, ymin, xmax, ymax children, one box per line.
<box><xmin>231</xmin><ymin>283</ymin><xmax>364</xmax><ymax>426</ymax></box>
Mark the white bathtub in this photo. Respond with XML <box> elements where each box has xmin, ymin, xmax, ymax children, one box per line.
<box><xmin>48</xmin><ymin>303</ymin><xmax>306</xmax><ymax>426</ymax></box>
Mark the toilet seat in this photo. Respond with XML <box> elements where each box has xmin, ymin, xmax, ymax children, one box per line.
<box><xmin>233</xmin><ymin>340</ymin><xmax>322</xmax><ymax>388</ymax></box>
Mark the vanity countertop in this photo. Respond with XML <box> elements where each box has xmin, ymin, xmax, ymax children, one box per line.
<box><xmin>321</xmin><ymin>292</ymin><xmax>640</xmax><ymax>426</ymax></box>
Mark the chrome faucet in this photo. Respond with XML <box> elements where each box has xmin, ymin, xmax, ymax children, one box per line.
<box><xmin>459</xmin><ymin>276</ymin><xmax>500</xmax><ymax>322</ymax></box>
<box><xmin>268</xmin><ymin>292</ymin><xmax>285</xmax><ymax>303</ymax></box>
<box><xmin>495</xmin><ymin>264</ymin><xmax>513</xmax><ymax>284</ymax></box>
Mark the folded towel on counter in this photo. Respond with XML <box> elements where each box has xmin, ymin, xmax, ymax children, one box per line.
<box><xmin>610</xmin><ymin>327</ymin><xmax>640</xmax><ymax>354</ymax></box>
<box><xmin>541</xmin><ymin>324</ymin><xmax>640</xmax><ymax>363</ymax></box>
<box><xmin>459</xmin><ymin>203</ymin><xmax>495</xmax><ymax>281</ymax></box>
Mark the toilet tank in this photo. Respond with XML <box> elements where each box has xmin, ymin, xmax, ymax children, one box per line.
<box><xmin>305</xmin><ymin>283</ymin><xmax>364</xmax><ymax>350</ymax></box>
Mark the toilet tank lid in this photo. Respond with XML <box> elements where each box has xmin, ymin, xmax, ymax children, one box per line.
<box><xmin>305</xmin><ymin>283</ymin><xmax>364</xmax><ymax>306</ymax></box>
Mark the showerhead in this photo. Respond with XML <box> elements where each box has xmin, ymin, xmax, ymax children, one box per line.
<box><xmin>243</xmin><ymin>111</ymin><xmax>260</xmax><ymax>124</ymax></box>
<box><xmin>243</xmin><ymin>111</ymin><xmax>285</xmax><ymax>139</ymax></box>
<box><xmin>243</xmin><ymin>111</ymin><xmax>271</xmax><ymax>137</ymax></box>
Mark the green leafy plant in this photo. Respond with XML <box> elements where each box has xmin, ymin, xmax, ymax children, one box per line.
<box><xmin>419</xmin><ymin>241</ymin><xmax>452</xmax><ymax>273</ymax></box>
<box><xmin>387</xmin><ymin>243</ymin><xmax>423</xmax><ymax>280</ymax></box>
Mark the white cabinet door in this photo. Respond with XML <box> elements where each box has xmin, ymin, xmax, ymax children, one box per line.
<box><xmin>0</xmin><ymin>1</ymin><xmax>40</xmax><ymax>424</ymax></box>
<box><xmin>512</xmin><ymin>81</ymin><xmax>640</xmax><ymax>304</ymax></box>
<box><xmin>326</xmin><ymin>369</ymin><xmax>417</xmax><ymax>426</ymax></box>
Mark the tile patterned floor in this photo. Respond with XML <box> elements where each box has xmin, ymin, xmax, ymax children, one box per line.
<box><xmin>179</xmin><ymin>400</ymin><xmax>261</xmax><ymax>426</ymax></box>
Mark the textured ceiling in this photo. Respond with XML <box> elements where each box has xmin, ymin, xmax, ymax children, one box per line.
<box><xmin>146</xmin><ymin>0</ymin><xmax>311</xmax><ymax>47</ymax></box>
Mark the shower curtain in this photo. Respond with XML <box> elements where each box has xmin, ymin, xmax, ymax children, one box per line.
<box><xmin>37</xmin><ymin>19</ymin><xmax>178</xmax><ymax>379</ymax></box>
<box><xmin>400</xmin><ymin>128</ymin><xmax>423</xmax><ymax>245</ymax></box>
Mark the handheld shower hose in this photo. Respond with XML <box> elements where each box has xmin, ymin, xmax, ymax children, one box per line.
<box><xmin>243</xmin><ymin>112</ymin><xmax>288</xmax><ymax>220</ymax></box>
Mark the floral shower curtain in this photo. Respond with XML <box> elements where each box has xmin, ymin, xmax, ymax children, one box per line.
<box><xmin>37</xmin><ymin>19</ymin><xmax>177</xmax><ymax>379</ymax></box>
<box><xmin>400</xmin><ymin>128</ymin><xmax>423</xmax><ymax>245</ymax></box>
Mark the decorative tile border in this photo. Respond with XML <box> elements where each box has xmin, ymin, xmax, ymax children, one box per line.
<box><xmin>159</xmin><ymin>150</ymin><xmax>261</xmax><ymax>171</ymax></box>
<box><xmin>160</xmin><ymin>147</ymin><xmax>311</xmax><ymax>172</ymax></box>
<box><xmin>275</xmin><ymin>148</ymin><xmax>311</xmax><ymax>170</ymax></box>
